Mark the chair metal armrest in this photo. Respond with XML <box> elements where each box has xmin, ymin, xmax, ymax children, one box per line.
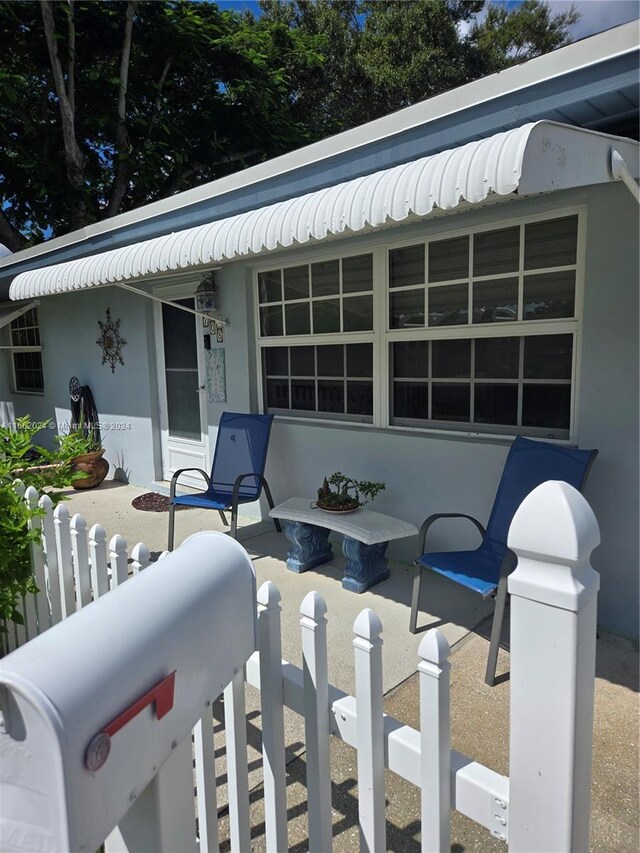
<box><xmin>230</xmin><ymin>473</ymin><xmax>281</xmax><ymax>539</ymax></box>
<box><xmin>417</xmin><ymin>513</ymin><xmax>486</xmax><ymax>558</ymax></box>
<box><xmin>231</xmin><ymin>472</ymin><xmax>267</xmax><ymax>507</ymax></box>
<box><xmin>169</xmin><ymin>468</ymin><xmax>211</xmax><ymax>500</ymax></box>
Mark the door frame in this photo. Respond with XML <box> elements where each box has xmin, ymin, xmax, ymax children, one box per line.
<box><xmin>153</xmin><ymin>280</ymin><xmax>210</xmax><ymax>488</ymax></box>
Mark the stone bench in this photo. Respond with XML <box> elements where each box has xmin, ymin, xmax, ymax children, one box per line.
<box><xmin>269</xmin><ymin>498</ymin><xmax>418</xmax><ymax>593</ymax></box>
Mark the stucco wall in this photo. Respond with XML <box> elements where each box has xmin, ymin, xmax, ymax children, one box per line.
<box><xmin>576</xmin><ymin>182</ymin><xmax>639</xmax><ymax>636</ymax></box>
<box><xmin>1</xmin><ymin>286</ymin><xmax>161</xmax><ymax>487</ymax></box>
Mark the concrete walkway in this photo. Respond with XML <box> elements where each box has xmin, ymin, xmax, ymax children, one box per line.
<box><xmin>65</xmin><ymin>482</ymin><xmax>639</xmax><ymax>851</ymax></box>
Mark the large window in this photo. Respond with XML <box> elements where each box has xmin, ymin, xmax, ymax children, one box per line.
<box><xmin>258</xmin><ymin>254</ymin><xmax>374</xmax><ymax>337</ymax></box>
<box><xmin>10</xmin><ymin>308</ymin><xmax>44</xmax><ymax>393</ymax></box>
<box><xmin>256</xmin><ymin>212</ymin><xmax>581</xmax><ymax>439</ymax></box>
<box><xmin>388</xmin><ymin>215</ymin><xmax>578</xmax><ymax>438</ymax></box>
<box><xmin>263</xmin><ymin>343</ymin><xmax>374</xmax><ymax>421</ymax></box>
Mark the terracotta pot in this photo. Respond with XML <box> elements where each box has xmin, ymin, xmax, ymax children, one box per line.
<box><xmin>71</xmin><ymin>448</ymin><xmax>109</xmax><ymax>490</ymax></box>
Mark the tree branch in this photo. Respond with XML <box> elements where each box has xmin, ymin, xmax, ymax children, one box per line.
<box><xmin>40</xmin><ymin>1</ymin><xmax>84</xmax><ymax>190</ymax></box>
<box><xmin>67</xmin><ymin>0</ymin><xmax>75</xmax><ymax>113</ymax></box>
<box><xmin>144</xmin><ymin>57</ymin><xmax>173</xmax><ymax>140</ymax></box>
<box><xmin>41</xmin><ymin>0</ymin><xmax>86</xmax><ymax>229</ymax></box>
<box><xmin>0</xmin><ymin>208</ymin><xmax>28</xmax><ymax>253</ymax></box>
<box><xmin>155</xmin><ymin>150</ymin><xmax>260</xmax><ymax>200</ymax></box>
<box><xmin>106</xmin><ymin>0</ymin><xmax>138</xmax><ymax>217</ymax></box>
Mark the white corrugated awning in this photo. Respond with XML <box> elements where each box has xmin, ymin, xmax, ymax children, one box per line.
<box><xmin>10</xmin><ymin>121</ymin><xmax>639</xmax><ymax>301</ymax></box>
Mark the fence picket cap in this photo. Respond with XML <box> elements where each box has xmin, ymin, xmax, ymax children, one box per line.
<box><xmin>300</xmin><ymin>590</ymin><xmax>327</xmax><ymax>627</ymax></box>
<box><xmin>257</xmin><ymin>578</ymin><xmax>281</xmax><ymax>611</ymax></box>
<box><xmin>353</xmin><ymin>607</ymin><xmax>383</xmax><ymax>650</ymax></box>
<box><xmin>70</xmin><ymin>513</ymin><xmax>87</xmax><ymax>533</ymax></box>
<box><xmin>38</xmin><ymin>493</ymin><xmax>54</xmax><ymax>516</ymax></box>
<box><xmin>23</xmin><ymin>485</ymin><xmax>39</xmax><ymax>508</ymax></box>
<box><xmin>54</xmin><ymin>503</ymin><xmax>70</xmax><ymax>522</ymax></box>
<box><xmin>507</xmin><ymin>480</ymin><xmax>601</xmax><ymax>609</ymax></box>
<box><xmin>131</xmin><ymin>542</ymin><xmax>151</xmax><ymax>573</ymax></box>
<box><xmin>417</xmin><ymin>627</ymin><xmax>451</xmax><ymax>677</ymax></box>
<box><xmin>109</xmin><ymin>533</ymin><xmax>127</xmax><ymax>555</ymax></box>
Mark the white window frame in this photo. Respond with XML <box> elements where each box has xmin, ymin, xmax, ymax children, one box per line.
<box><xmin>253</xmin><ymin>204</ymin><xmax>586</xmax><ymax>443</ymax></box>
<box><xmin>255</xmin><ymin>247</ymin><xmax>381</xmax><ymax>425</ymax></box>
<box><xmin>10</xmin><ymin>307</ymin><xmax>45</xmax><ymax>396</ymax></box>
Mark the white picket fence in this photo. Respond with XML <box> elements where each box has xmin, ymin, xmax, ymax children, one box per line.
<box><xmin>2</xmin><ymin>479</ymin><xmax>600</xmax><ymax>851</ymax></box>
<box><xmin>1</xmin><ymin>482</ymin><xmax>158</xmax><ymax>655</ymax></box>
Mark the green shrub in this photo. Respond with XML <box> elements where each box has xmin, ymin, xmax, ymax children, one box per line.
<box><xmin>0</xmin><ymin>416</ymin><xmax>89</xmax><ymax>625</ymax></box>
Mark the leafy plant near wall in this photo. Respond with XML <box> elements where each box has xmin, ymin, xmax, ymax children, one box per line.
<box><xmin>0</xmin><ymin>416</ymin><xmax>91</xmax><ymax>625</ymax></box>
<box><xmin>316</xmin><ymin>471</ymin><xmax>385</xmax><ymax>511</ymax></box>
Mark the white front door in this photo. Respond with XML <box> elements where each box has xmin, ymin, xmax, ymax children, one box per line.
<box><xmin>156</xmin><ymin>291</ymin><xmax>209</xmax><ymax>490</ymax></box>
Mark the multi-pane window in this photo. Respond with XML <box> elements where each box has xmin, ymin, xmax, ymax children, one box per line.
<box><xmin>258</xmin><ymin>254</ymin><xmax>374</xmax><ymax>337</ymax></box>
<box><xmin>391</xmin><ymin>334</ymin><xmax>573</xmax><ymax>435</ymax></box>
<box><xmin>389</xmin><ymin>215</ymin><xmax>578</xmax><ymax>438</ymax></box>
<box><xmin>389</xmin><ymin>216</ymin><xmax>577</xmax><ymax>328</ymax></box>
<box><xmin>10</xmin><ymin>308</ymin><xmax>44</xmax><ymax>393</ymax></box>
<box><xmin>263</xmin><ymin>344</ymin><xmax>373</xmax><ymax>421</ymax></box>
<box><xmin>257</xmin><ymin>213</ymin><xmax>580</xmax><ymax>438</ymax></box>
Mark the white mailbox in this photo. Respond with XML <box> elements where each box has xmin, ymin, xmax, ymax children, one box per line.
<box><xmin>0</xmin><ymin>531</ymin><xmax>256</xmax><ymax>853</ymax></box>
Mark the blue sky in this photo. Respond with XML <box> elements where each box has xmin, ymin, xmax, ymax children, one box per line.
<box><xmin>216</xmin><ymin>0</ymin><xmax>639</xmax><ymax>40</ymax></box>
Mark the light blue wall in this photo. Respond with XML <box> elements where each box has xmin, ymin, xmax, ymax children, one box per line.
<box><xmin>2</xmin><ymin>287</ymin><xmax>161</xmax><ymax>486</ymax></box>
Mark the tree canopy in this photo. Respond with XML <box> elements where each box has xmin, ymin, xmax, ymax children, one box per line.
<box><xmin>0</xmin><ymin>0</ymin><xmax>578</xmax><ymax>249</ymax></box>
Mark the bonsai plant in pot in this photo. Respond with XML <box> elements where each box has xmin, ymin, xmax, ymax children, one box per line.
<box><xmin>315</xmin><ymin>471</ymin><xmax>385</xmax><ymax>513</ymax></box>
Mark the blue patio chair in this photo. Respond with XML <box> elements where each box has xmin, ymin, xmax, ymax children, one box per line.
<box><xmin>168</xmin><ymin>412</ymin><xmax>281</xmax><ymax>549</ymax></box>
<box><xmin>410</xmin><ymin>436</ymin><xmax>597</xmax><ymax>686</ymax></box>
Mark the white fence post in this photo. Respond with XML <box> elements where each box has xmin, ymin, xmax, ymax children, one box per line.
<box><xmin>194</xmin><ymin>708</ymin><xmax>220</xmax><ymax>853</ymax></box>
<box><xmin>54</xmin><ymin>503</ymin><xmax>75</xmax><ymax>619</ymax></box>
<box><xmin>12</xmin><ymin>480</ymin><xmax>27</xmax><ymax>647</ymax></box>
<box><xmin>300</xmin><ymin>591</ymin><xmax>332</xmax><ymax>853</ymax></box>
<box><xmin>418</xmin><ymin>629</ymin><xmax>451</xmax><ymax>853</ymax></box>
<box><xmin>507</xmin><ymin>480</ymin><xmax>600</xmax><ymax>852</ymax></box>
<box><xmin>223</xmin><ymin>670</ymin><xmax>251</xmax><ymax>853</ymax></box>
<box><xmin>109</xmin><ymin>534</ymin><xmax>129</xmax><ymax>588</ymax></box>
<box><xmin>89</xmin><ymin>524</ymin><xmax>110</xmax><ymax>599</ymax></box>
<box><xmin>257</xmin><ymin>581</ymin><xmax>288</xmax><ymax>852</ymax></box>
<box><xmin>39</xmin><ymin>494</ymin><xmax>62</xmax><ymax>628</ymax></box>
<box><xmin>131</xmin><ymin>542</ymin><xmax>151</xmax><ymax>574</ymax></box>
<box><xmin>24</xmin><ymin>486</ymin><xmax>46</xmax><ymax>637</ymax></box>
<box><xmin>353</xmin><ymin>608</ymin><xmax>386</xmax><ymax>853</ymax></box>
<box><xmin>70</xmin><ymin>513</ymin><xmax>91</xmax><ymax>608</ymax></box>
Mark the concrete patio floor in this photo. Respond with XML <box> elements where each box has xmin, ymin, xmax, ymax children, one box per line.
<box><xmin>66</xmin><ymin>481</ymin><xmax>639</xmax><ymax>851</ymax></box>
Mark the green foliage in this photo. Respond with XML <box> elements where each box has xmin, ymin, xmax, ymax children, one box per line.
<box><xmin>317</xmin><ymin>471</ymin><xmax>386</xmax><ymax>508</ymax></box>
<box><xmin>0</xmin><ymin>0</ymin><xmax>323</xmax><ymax>244</ymax></box>
<box><xmin>0</xmin><ymin>0</ymin><xmax>578</xmax><ymax>246</ymax></box>
<box><xmin>259</xmin><ymin>0</ymin><xmax>578</xmax><ymax>137</ymax></box>
<box><xmin>0</xmin><ymin>416</ymin><xmax>85</xmax><ymax>625</ymax></box>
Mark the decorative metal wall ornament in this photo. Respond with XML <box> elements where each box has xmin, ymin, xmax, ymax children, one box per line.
<box><xmin>96</xmin><ymin>308</ymin><xmax>127</xmax><ymax>373</ymax></box>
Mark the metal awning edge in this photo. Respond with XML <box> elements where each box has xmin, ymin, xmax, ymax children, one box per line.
<box><xmin>9</xmin><ymin>122</ymin><xmax>639</xmax><ymax>301</ymax></box>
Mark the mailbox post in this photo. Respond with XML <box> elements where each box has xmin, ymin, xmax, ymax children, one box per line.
<box><xmin>0</xmin><ymin>532</ymin><xmax>256</xmax><ymax>853</ymax></box>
